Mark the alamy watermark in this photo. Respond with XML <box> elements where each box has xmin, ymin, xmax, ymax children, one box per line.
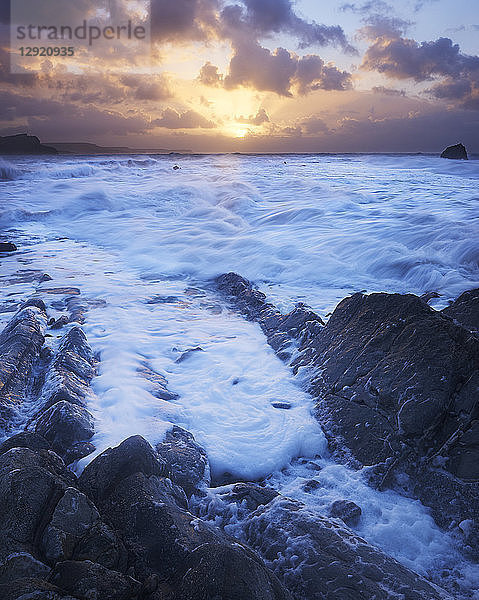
<box><xmin>10</xmin><ymin>0</ymin><xmax>151</xmax><ymax>74</ymax></box>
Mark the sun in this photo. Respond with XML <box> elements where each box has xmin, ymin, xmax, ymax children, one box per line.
<box><xmin>231</xmin><ymin>126</ymin><xmax>249</xmax><ymax>138</ymax></box>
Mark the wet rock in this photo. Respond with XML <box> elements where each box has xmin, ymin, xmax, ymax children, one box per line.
<box><xmin>175</xmin><ymin>346</ymin><xmax>205</xmax><ymax>363</ymax></box>
<box><xmin>0</xmin><ymin>447</ymin><xmax>73</xmax><ymax>557</ymax></box>
<box><xmin>38</xmin><ymin>287</ymin><xmax>81</xmax><ymax>295</ymax></box>
<box><xmin>50</xmin><ymin>560</ymin><xmax>140</xmax><ymax>600</ymax></box>
<box><xmin>79</xmin><ymin>435</ymin><xmax>169</xmax><ymax>505</ymax></box>
<box><xmin>271</xmin><ymin>402</ymin><xmax>291</xmax><ymax>409</ymax></box>
<box><xmin>40</xmin><ymin>273</ymin><xmax>53</xmax><ymax>283</ymax></box>
<box><xmin>0</xmin><ymin>301</ymin><xmax>46</xmax><ymax>432</ymax></box>
<box><xmin>0</xmin><ymin>431</ymin><xmax>51</xmax><ymax>455</ymax></box>
<box><xmin>71</xmin><ymin>520</ymin><xmax>127</xmax><ymax>571</ymax></box>
<box><xmin>0</xmin><ymin>577</ymin><xmax>76</xmax><ymax>600</ymax></box>
<box><xmin>34</xmin><ymin>401</ymin><xmax>95</xmax><ymax>459</ymax></box>
<box><xmin>64</xmin><ymin>441</ymin><xmax>96</xmax><ymax>464</ymax></box>
<box><xmin>0</xmin><ymin>552</ymin><xmax>51</xmax><ymax>583</ymax></box>
<box><xmin>0</xmin><ymin>242</ymin><xmax>17</xmax><ymax>252</ymax></box>
<box><xmin>245</xmin><ymin>496</ymin><xmax>451</xmax><ymax>600</ymax></box>
<box><xmin>156</xmin><ymin>426</ymin><xmax>210</xmax><ymax>497</ymax></box>
<box><xmin>66</xmin><ymin>296</ymin><xmax>107</xmax><ymax>325</ymax></box>
<box><xmin>440</xmin><ymin>143</ymin><xmax>468</xmax><ymax>160</ymax></box>
<box><xmin>171</xmin><ymin>542</ymin><xmax>291</xmax><ymax>600</ymax></box>
<box><xmin>50</xmin><ymin>315</ymin><xmax>70</xmax><ymax>330</ymax></box>
<box><xmin>0</xmin><ymin>133</ymin><xmax>58</xmax><ymax>155</ymax></box>
<box><xmin>330</xmin><ymin>499</ymin><xmax>362</xmax><ymax>526</ymax></box>
<box><xmin>223</xmin><ymin>482</ymin><xmax>279</xmax><ymax>511</ymax></box>
<box><xmin>442</xmin><ymin>288</ymin><xmax>479</xmax><ymax>334</ymax></box>
<box><xmin>41</xmin><ymin>487</ymin><xmax>101</xmax><ymax>564</ymax></box>
<box><xmin>38</xmin><ymin>327</ymin><xmax>97</xmax><ymax>411</ymax></box>
<box><xmin>302</xmin><ymin>479</ymin><xmax>321</xmax><ymax>493</ymax></box>
<box><xmin>137</xmin><ymin>362</ymin><xmax>179</xmax><ymax>401</ymax></box>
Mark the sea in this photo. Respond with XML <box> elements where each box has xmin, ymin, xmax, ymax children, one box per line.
<box><xmin>1</xmin><ymin>153</ymin><xmax>479</xmax><ymax>596</ymax></box>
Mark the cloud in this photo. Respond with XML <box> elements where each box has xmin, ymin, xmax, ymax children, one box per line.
<box><xmin>150</xmin><ymin>0</ymin><xmax>219</xmax><ymax>42</ymax></box>
<box><xmin>198</xmin><ymin>62</ymin><xmax>223</xmax><ymax>86</ymax></box>
<box><xmin>121</xmin><ymin>75</ymin><xmax>172</xmax><ymax>101</ymax></box>
<box><xmin>153</xmin><ymin>107</ymin><xmax>215</xmax><ymax>128</ymax></box>
<box><xmin>236</xmin><ymin>107</ymin><xmax>269</xmax><ymax>125</ymax></box>
<box><xmin>223</xmin><ymin>40</ymin><xmax>352</xmax><ymax>96</ymax></box>
<box><xmin>300</xmin><ymin>115</ymin><xmax>329</xmax><ymax>134</ymax></box>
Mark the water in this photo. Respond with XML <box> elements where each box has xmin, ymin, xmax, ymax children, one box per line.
<box><xmin>1</xmin><ymin>153</ymin><xmax>478</xmax><ymax>596</ymax></box>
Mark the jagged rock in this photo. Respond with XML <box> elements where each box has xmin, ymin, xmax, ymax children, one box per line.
<box><xmin>330</xmin><ymin>499</ymin><xmax>362</xmax><ymax>526</ymax></box>
<box><xmin>79</xmin><ymin>435</ymin><xmax>169</xmax><ymax>505</ymax></box>
<box><xmin>34</xmin><ymin>401</ymin><xmax>94</xmax><ymax>459</ymax></box>
<box><xmin>442</xmin><ymin>288</ymin><xmax>479</xmax><ymax>334</ymax></box>
<box><xmin>0</xmin><ymin>447</ymin><xmax>74</xmax><ymax>558</ymax></box>
<box><xmin>41</xmin><ymin>487</ymin><xmax>101</xmax><ymax>564</ymax></box>
<box><xmin>38</xmin><ymin>327</ymin><xmax>97</xmax><ymax>411</ymax></box>
<box><xmin>64</xmin><ymin>441</ymin><xmax>96</xmax><ymax>464</ymax></box>
<box><xmin>220</xmin><ymin>482</ymin><xmax>279</xmax><ymax>512</ymax></box>
<box><xmin>71</xmin><ymin>520</ymin><xmax>127</xmax><ymax>571</ymax></box>
<box><xmin>0</xmin><ymin>301</ymin><xmax>46</xmax><ymax>432</ymax></box>
<box><xmin>0</xmin><ymin>552</ymin><xmax>50</xmax><ymax>583</ymax></box>
<box><xmin>171</xmin><ymin>542</ymin><xmax>291</xmax><ymax>600</ymax></box>
<box><xmin>244</xmin><ymin>496</ymin><xmax>451</xmax><ymax>600</ymax></box>
<box><xmin>65</xmin><ymin>296</ymin><xmax>107</xmax><ymax>326</ymax></box>
<box><xmin>0</xmin><ymin>242</ymin><xmax>17</xmax><ymax>252</ymax></box>
<box><xmin>50</xmin><ymin>316</ymin><xmax>70</xmax><ymax>330</ymax></box>
<box><xmin>440</xmin><ymin>143</ymin><xmax>468</xmax><ymax>160</ymax></box>
<box><xmin>49</xmin><ymin>560</ymin><xmax>140</xmax><ymax>600</ymax></box>
<box><xmin>0</xmin><ymin>431</ymin><xmax>50</xmax><ymax>455</ymax></box>
<box><xmin>156</xmin><ymin>426</ymin><xmax>210</xmax><ymax>496</ymax></box>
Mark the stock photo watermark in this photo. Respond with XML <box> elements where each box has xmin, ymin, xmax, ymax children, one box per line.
<box><xmin>10</xmin><ymin>0</ymin><xmax>151</xmax><ymax>74</ymax></box>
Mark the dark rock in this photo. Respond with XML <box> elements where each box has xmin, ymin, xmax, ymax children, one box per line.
<box><xmin>79</xmin><ymin>435</ymin><xmax>169</xmax><ymax>505</ymax></box>
<box><xmin>66</xmin><ymin>296</ymin><xmax>107</xmax><ymax>325</ymax></box>
<box><xmin>64</xmin><ymin>441</ymin><xmax>96</xmax><ymax>464</ymax></box>
<box><xmin>0</xmin><ymin>551</ymin><xmax>50</xmax><ymax>583</ymax></box>
<box><xmin>156</xmin><ymin>426</ymin><xmax>210</xmax><ymax>497</ymax></box>
<box><xmin>40</xmin><ymin>273</ymin><xmax>53</xmax><ymax>283</ymax></box>
<box><xmin>0</xmin><ymin>577</ymin><xmax>76</xmax><ymax>600</ymax></box>
<box><xmin>171</xmin><ymin>542</ymin><xmax>291</xmax><ymax>600</ymax></box>
<box><xmin>173</xmin><ymin>165</ymin><xmax>180</xmax><ymax>170</ymax></box>
<box><xmin>223</xmin><ymin>482</ymin><xmax>279</xmax><ymax>511</ymax></box>
<box><xmin>0</xmin><ymin>133</ymin><xmax>58</xmax><ymax>155</ymax></box>
<box><xmin>50</xmin><ymin>315</ymin><xmax>70</xmax><ymax>330</ymax></box>
<box><xmin>0</xmin><ymin>431</ymin><xmax>51</xmax><ymax>455</ymax></box>
<box><xmin>34</xmin><ymin>401</ymin><xmax>95</xmax><ymax>459</ymax></box>
<box><xmin>271</xmin><ymin>402</ymin><xmax>291</xmax><ymax>409</ymax></box>
<box><xmin>0</xmin><ymin>242</ymin><xmax>17</xmax><ymax>252</ymax></box>
<box><xmin>302</xmin><ymin>479</ymin><xmax>321</xmax><ymax>493</ymax></box>
<box><xmin>440</xmin><ymin>143</ymin><xmax>468</xmax><ymax>160</ymax></box>
<box><xmin>0</xmin><ymin>447</ymin><xmax>74</xmax><ymax>558</ymax></box>
<box><xmin>39</xmin><ymin>288</ymin><xmax>81</xmax><ymax>295</ymax></box>
<box><xmin>330</xmin><ymin>499</ymin><xmax>362</xmax><ymax>526</ymax></box>
<box><xmin>71</xmin><ymin>520</ymin><xmax>127</xmax><ymax>571</ymax></box>
<box><xmin>0</xmin><ymin>301</ymin><xmax>46</xmax><ymax>432</ymax></box>
<box><xmin>49</xmin><ymin>560</ymin><xmax>140</xmax><ymax>600</ymax></box>
<box><xmin>442</xmin><ymin>288</ymin><xmax>479</xmax><ymax>334</ymax></box>
<box><xmin>244</xmin><ymin>497</ymin><xmax>451</xmax><ymax>600</ymax></box>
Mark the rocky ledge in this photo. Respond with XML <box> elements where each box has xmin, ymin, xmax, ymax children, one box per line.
<box><xmin>216</xmin><ymin>273</ymin><xmax>479</xmax><ymax>558</ymax></box>
<box><xmin>0</xmin><ymin>283</ymin><xmax>477</xmax><ymax>599</ymax></box>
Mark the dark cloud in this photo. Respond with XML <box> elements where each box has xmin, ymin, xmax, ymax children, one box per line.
<box><xmin>198</xmin><ymin>62</ymin><xmax>223</xmax><ymax>86</ymax></box>
<box><xmin>150</xmin><ymin>0</ymin><xmax>219</xmax><ymax>42</ymax></box>
<box><xmin>121</xmin><ymin>75</ymin><xmax>172</xmax><ymax>101</ymax></box>
<box><xmin>300</xmin><ymin>115</ymin><xmax>329</xmax><ymax>134</ymax></box>
<box><xmin>236</xmin><ymin>107</ymin><xmax>269</xmax><ymax>125</ymax></box>
<box><xmin>362</xmin><ymin>30</ymin><xmax>479</xmax><ymax>109</ymax></box>
<box><xmin>223</xmin><ymin>40</ymin><xmax>352</xmax><ymax>96</ymax></box>
<box><xmin>153</xmin><ymin>107</ymin><xmax>215</xmax><ymax>129</ymax></box>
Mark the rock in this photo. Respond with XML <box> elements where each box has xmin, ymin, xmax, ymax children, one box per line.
<box><xmin>49</xmin><ymin>560</ymin><xmax>140</xmax><ymax>600</ymax></box>
<box><xmin>271</xmin><ymin>402</ymin><xmax>291</xmax><ymax>409</ymax></box>
<box><xmin>0</xmin><ymin>577</ymin><xmax>77</xmax><ymax>600</ymax></box>
<box><xmin>71</xmin><ymin>520</ymin><xmax>127</xmax><ymax>571</ymax></box>
<box><xmin>0</xmin><ymin>552</ymin><xmax>50</xmax><ymax>583</ymax></box>
<box><xmin>79</xmin><ymin>435</ymin><xmax>169</xmax><ymax>505</ymax></box>
<box><xmin>0</xmin><ymin>431</ymin><xmax>50</xmax><ymax>455</ymax></box>
<box><xmin>41</xmin><ymin>487</ymin><xmax>101</xmax><ymax>564</ymax></box>
<box><xmin>440</xmin><ymin>143</ymin><xmax>468</xmax><ymax>160</ymax></box>
<box><xmin>223</xmin><ymin>482</ymin><xmax>279</xmax><ymax>512</ymax></box>
<box><xmin>0</xmin><ymin>301</ymin><xmax>46</xmax><ymax>432</ymax></box>
<box><xmin>175</xmin><ymin>346</ymin><xmax>205</xmax><ymax>363</ymax></box>
<box><xmin>38</xmin><ymin>327</ymin><xmax>97</xmax><ymax>411</ymax></box>
<box><xmin>171</xmin><ymin>542</ymin><xmax>291</xmax><ymax>600</ymax></box>
<box><xmin>50</xmin><ymin>316</ymin><xmax>70</xmax><ymax>330</ymax></box>
<box><xmin>156</xmin><ymin>426</ymin><xmax>210</xmax><ymax>496</ymax></box>
<box><xmin>442</xmin><ymin>288</ymin><xmax>479</xmax><ymax>334</ymax></box>
<box><xmin>244</xmin><ymin>496</ymin><xmax>451</xmax><ymax>600</ymax></box>
<box><xmin>173</xmin><ymin>164</ymin><xmax>180</xmax><ymax>170</ymax></box>
<box><xmin>330</xmin><ymin>499</ymin><xmax>362</xmax><ymax>526</ymax></box>
<box><xmin>34</xmin><ymin>401</ymin><xmax>95</xmax><ymax>459</ymax></box>
<box><xmin>137</xmin><ymin>362</ymin><xmax>178</xmax><ymax>401</ymax></box>
<box><xmin>66</xmin><ymin>296</ymin><xmax>107</xmax><ymax>325</ymax></box>
<box><xmin>40</xmin><ymin>273</ymin><xmax>53</xmax><ymax>283</ymax></box>
<box><xmin>0</xmin><ymin>133</ymin><xmax>58</xmax><ymax>155</ymax></box>
<box><xmin>64</xmin><ymin>441</ymin><xmax>96</xmax><ymax>464</ymax></box>
<box><xmin>0</xmin><ymin>447</ymin><xmax>74</xmax><ymax>558</ymax></box>
<box><xmin>0</xmin><ymin>242</ymin><xmax>17</xmax><ymax>252</ymax></box>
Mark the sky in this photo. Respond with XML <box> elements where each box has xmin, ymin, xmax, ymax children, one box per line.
<box><xmin>1</xmin><ymin>0</ymin><xmax>478</xmax><ymax>152</ymax></box>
